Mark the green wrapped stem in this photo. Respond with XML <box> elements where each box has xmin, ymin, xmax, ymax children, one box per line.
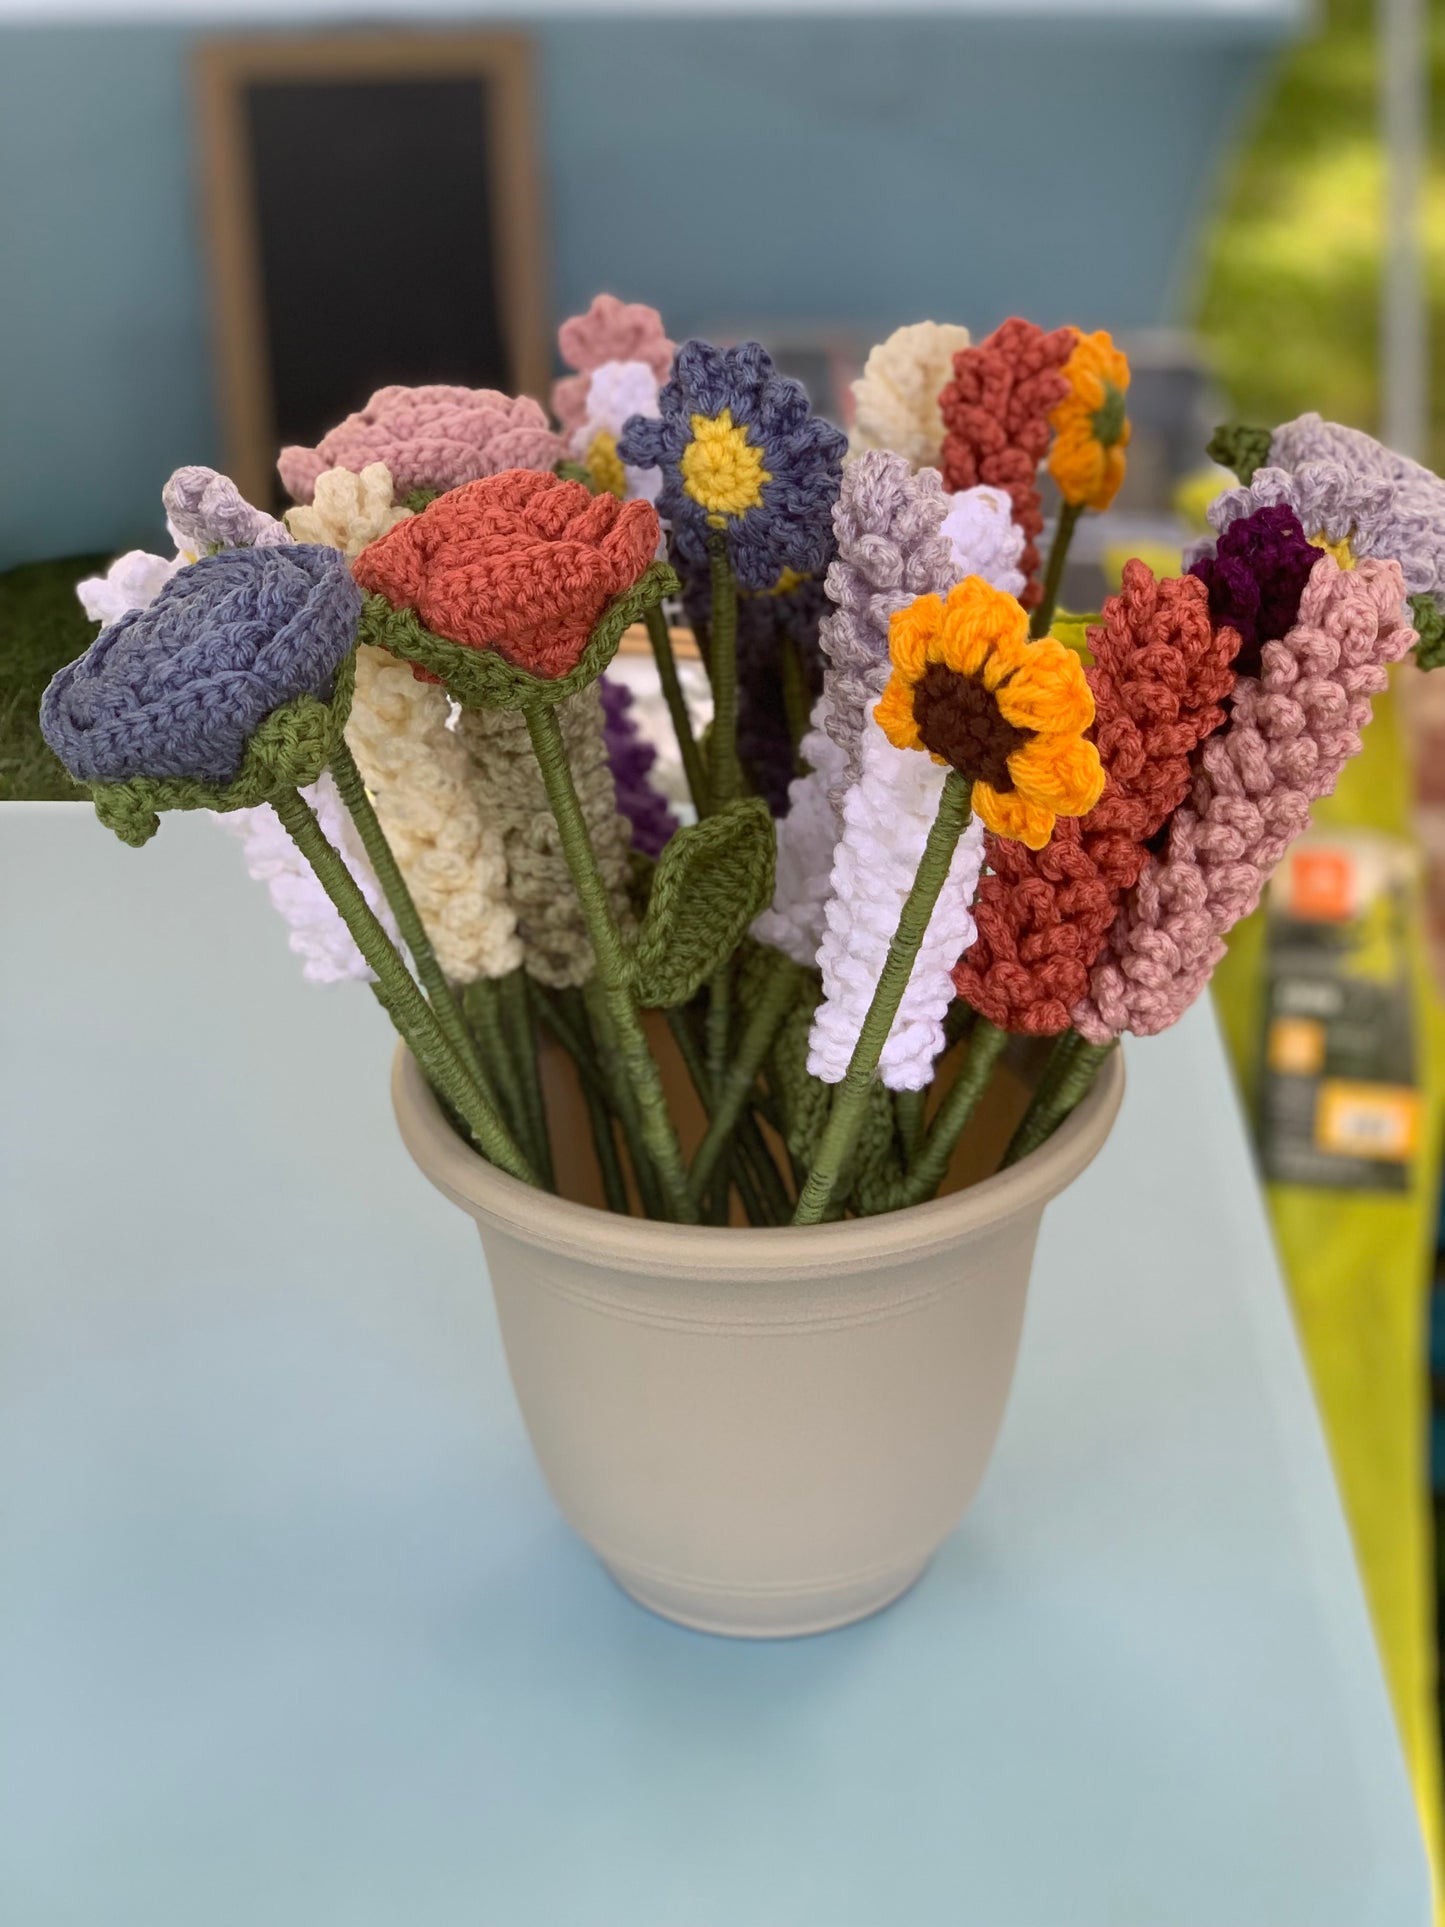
<box><xmin>689</xmin><ymin>951</ymin><xmax>801</xmax><ymax>1204</ymax></box>
<box><xmin>893</xmin><ymin>1018</ymin><xmax>1010</xmax><ymax>1207</ymax></box>
<box><xmin>705</xmin><ymin>533</ymin><xmax>740</xmax><ymax>809</ymax></box>
<box><xmin>1002</xmin><ymin>1033</ymin><xmax>1117</xmax><ymax>1167</ymax></box>
<box><xmin>792</xmin><ymin>772</ymin><xmax>974</xmax><ymax>1226</ymax></box>
<box><xmin>644</xmin><ymin>602</ymin><xmax>708</xmax><ymax>815</ymax></box>
<box><xmin>1030</xmin><ymin>500</ymin><xmax>1082</xmax><ymax>639</ymax></box>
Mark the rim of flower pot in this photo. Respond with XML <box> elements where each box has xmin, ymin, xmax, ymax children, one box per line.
<box><xmin>391</xmin><ymin>1041</ymin><xmax>1126</xmax><ymax>1284</ymax></box>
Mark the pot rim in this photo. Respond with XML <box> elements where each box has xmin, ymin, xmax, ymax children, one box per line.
<box><xmin>391</xmin><ymin>1039</ymin><xmax>1126</xmax><ymax>1283</ymax></box>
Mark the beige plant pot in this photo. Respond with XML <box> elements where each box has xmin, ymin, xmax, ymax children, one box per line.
<box><xmin>392</xmin><ymin>1036</ymin><xmax>1124</xmax><ymax>1639</ymax></box>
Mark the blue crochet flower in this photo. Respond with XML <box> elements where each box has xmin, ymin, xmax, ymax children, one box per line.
<box><xmin>617</xmin><ymin>340</ymin><xmax>846</xmax><ymax>590</ymax></box>
<box><xmin>41</xmin><ymin>545</ymin><xmax>361</xmax><ymax>786</ymax></box>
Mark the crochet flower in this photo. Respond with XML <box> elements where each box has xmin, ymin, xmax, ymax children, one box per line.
<box><xmin>278</xmin><ymin>386</ymin><xmax>563</xmax><ymax>505</ymax></box>
<box><xmin>953</xmin><ymin>564</ymin><xmax>1238</xmax><ymax>1034</ymax></box>
<box><xmin>752</xmin><ymin>694</ymin><xmax>851</xmax><ymax>969</ymax></box>
<box><xmin>553</xmin><ymin>294</ymin><xmax>675</xmax><ymax>433</ymax></box>
<box><xmin>569</xmin><ymin>360</ymin><xmax>663</xmax><ymax>503</ymax></box>
<box><xmin>1077</xmin><ymin>555</ymin><xmax>1415</xmax><ymax>1042</ymax></box>
<box><xmin>76</xmin><ymin>549</ymin><xmax>184</xmax><ymax>627</ymax></box>
<box><xmin>352</xmin><ymin>470</ymin><xmax>660</xmax><ymax>680</ymax></box>
<box><xmin>217</xmin><ymin>770</ymin><xmax>399</xmax><ymax>985</ymax></box>
<box><xmin>42</xmin><ymin>545</ymin><xmax>360</xmax><ymax>787</ymax></box>
<box><xmin>809</xmin><ymin>717</ymin><xmax>987</xmax><ymax>1090</ymax></box>
<box><xmin>939</xmin><ymin>318</ymin><xmax>1076</xmax><ymax>609</ymax></box>
<box><xmin>1046</xmin><ymin>329</ymin><xmax>1131</xmax><ymax>512</ymax></box>
<box><xmin>618</xmin><ymin>340</ymin><xmax>847</xmax><ymax>590</ymax></box>
<box><xmin>1187</xmin><ymin>502</ymin><xmax>1318</xmax><ymax>678</ymax></box>
<box><xmin>163</xmin><ymin>465</ymin><xmax>290</xmax><ymax>552</ymax></box>
<box><xmin>599</xmin><ymin>673</ymin><xmax>679</xmax><ymax>858</ymax></box>
<box><xmin>940</xmin><ymin>485</ymin><xmax>1026</xmax><ymax>599</ymax></box>
<box><xmin>875</xmin><ymin>576</ymin><xmax>1103</xmax><ymax>850</ymax></box>
<box><xmin>848</xmin><ymin>321</ymin><xmax>972</xmax><ymax>470</ymax></box>
<box><xmin>284</xmin><ymin>462</ymin><xmax>412</xmax><ymax>558</ymax></box>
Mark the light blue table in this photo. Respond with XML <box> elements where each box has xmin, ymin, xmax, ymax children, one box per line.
<box><xmin>0</xmin><ymin>802</ymin><xmax>1429</xmax><ymax>1925</ymax></box>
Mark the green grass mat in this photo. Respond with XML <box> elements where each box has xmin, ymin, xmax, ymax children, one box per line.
<box><xmin>0</xmin><ymin>555</ymin><xmax>106</xmax><ymax>802</ymax></box>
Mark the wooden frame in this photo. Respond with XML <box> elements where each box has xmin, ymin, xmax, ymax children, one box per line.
<box><xmin>193</xmin><ymin>31</ymin><xmax>550</xmax><ymax>506</ymax></box>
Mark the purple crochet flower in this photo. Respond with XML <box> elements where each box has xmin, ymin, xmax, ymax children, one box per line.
<box><xmin>618</xmin><ymin>340</ymin><xmax>846</xmax><ymax>590</ymax></box>
<box><xmin>1187</xmin><ymin>503</ymin><xmax>1317</xmax><ymax>679</ymax></box>
<box><xmin>598</xmin><ymin>673</ymin><xmax>678</xmax><ymax>858</ymax></box>
<box><xmin>41</xmin><ymin>546</ymin><xmax>360</xmax><ymax>786</ymax></box>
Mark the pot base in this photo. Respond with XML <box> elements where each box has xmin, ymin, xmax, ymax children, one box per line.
<box><xmin>601</xmin><ymin>1551</ymin><xmax>932</xmax><ymax>1640</ymax></box>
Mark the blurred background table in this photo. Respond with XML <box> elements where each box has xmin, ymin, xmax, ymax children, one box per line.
<box><xmin>0</xmin><ymin>801</ymin><xmax>1430</xmax><ymax>1925</ymax></box>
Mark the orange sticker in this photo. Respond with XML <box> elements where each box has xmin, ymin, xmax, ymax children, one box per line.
<box><xmin>1288</xmin><ymin>847</ymin><xmax>1355</xmax><ymax>923</ymax></box>
<box><xmin>1314</xmin><ymin>1081</ymin><xmax>1420</xmax><ymax>1162</ymax></box>
<box><xmin>1268</xmin><ymin>1016</ymin><xmax>1326</xmax><ymax>1076</ymax></box>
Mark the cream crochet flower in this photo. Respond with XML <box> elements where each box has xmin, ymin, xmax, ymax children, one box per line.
<box><xmin>848</xmin><ymin>322</ymin><xmax>972</xmax><ymax>471</ymax></box>
<box><xmin>284</xmin><ymin>462</ymin><xmax>412</xmax><ymax>559</ymax></box>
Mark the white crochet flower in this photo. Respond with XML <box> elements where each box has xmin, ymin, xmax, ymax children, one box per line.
<box><xmin>808</xmin><ymin>718</ymin><xmax>985</xmax><ymax>1091</ymax></box>
<box><xmin>940</xmin><ymin>484</ymin><xmax>1027</xmax><ymax>598</ymax></box>
<box><xmin>284</xmin><ymin>462</ymin><xmax>412</xmax><ymax>558</ymax></box>
<box><xmin>345</xmin><ymin>645</ymin><xmax>521</xmax><ymax>984</ymax></box>
<box><xmin>849</xmin><ymin>322</ymin><xmax>972</xmax><ymax>470</ymax></box>
<box><xmin>571</xmin><ymin>358</ymin><xmax>663</xmax><ymax>504</ymax></box>
<box><xmin>217</xmin><ymin>771</ymin><xmax>397</xmax><ymax>985</ymax></box>
<box><xmin>75</xmin><ymin>549</ymin><xmax>183</xmax><ymax>626</ymax></box>
<box><xmin>752</xmin><ymin>695</ymin><xmax>849</xmax><ymax>968</ymax></box>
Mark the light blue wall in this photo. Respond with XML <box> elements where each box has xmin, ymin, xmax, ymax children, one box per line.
<box><xmin>0</xmin><ymin>11</ymin><xmax>1291</xmax><ymax>569</ymax></box>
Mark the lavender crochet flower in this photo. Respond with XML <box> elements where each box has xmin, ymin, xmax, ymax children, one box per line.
<box><xmin>41</xmin><ymin>545</ymin><xmax>360</xmax><ymax>787</ymax></box>
<box><xmin>163</xmin><ymin>465</ymin><xmax>290</xmax><ymax>553</ymax></box>
<box><xmin>598</xmin><ymin>674</ymin><xmax>678</xmax><ymax>858</ymax></box>
<box><xmin>1187</xmin><ymin>503</ymin><xmax>1317</xmax><ymax>678</ymax></box>
<box><xmin>618</xmin><ymin>340</ymin><xmax>846</xmax><ymax>590</ymax></box>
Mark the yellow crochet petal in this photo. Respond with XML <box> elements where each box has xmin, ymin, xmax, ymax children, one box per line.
<box><xmin>874</xmin><ymin>672</ymin><xmax>924</xmax><ymax>753</ymax></box>
<box><xmin>933</xmin><ymin>576</ymin><xmax>1030</xmax><ymax>683</ymax></box>
<box><xmin>1008</xmin><ymin>730</ymin><xmax>1106</xmax><ymax>818</ymax></box>
<box><xmin>887</xmin><ymin>592</ymin><xmax>945</xmax><ymax>683</ymax></box>
<box><xmin>974</xmin><ymin>782</ymin><xmax>1056</xmax><ymax>851</ymax></box>
<box><xmin>994</xmin><ymin>636</ymin><xmax>1096</xmax><ymax>735</ymax></box>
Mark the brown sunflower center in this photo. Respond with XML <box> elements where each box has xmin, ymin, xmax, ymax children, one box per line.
<box><xmin>911</xmin><ymin>661</ymin><xmax>1032</xmax><ymax>789</ymax></box>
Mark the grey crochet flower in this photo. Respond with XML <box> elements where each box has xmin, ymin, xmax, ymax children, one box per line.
<box><xmin>163</xmin><ymin>465</ymin><xmax>291</xmax><ymax>553</ymax></box>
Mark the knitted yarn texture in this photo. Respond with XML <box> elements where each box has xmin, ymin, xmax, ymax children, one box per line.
<box><xmin>809</xmin><ymin>717</ymin><xmax>986</xmax><ymax>1090</ymax></box>
<box><xmin>940</xmin><ymin>484</ymin><xmax>1027</xmax><ymax>600</ymax></box>
<box><xmin>598</xmin><ymin>673</ymin><xmax>679</xmax><ymax>859</ymax></box>
<box><xmin>43</xmin><ymin>545</ymin><xmax>361</xmax><ymax>787</ymax></box>
<box><xmin>459</xmin><ymin>689</ymin><xmax>635</xmax><ymax>989</ymax></box>
<box><xmin>278</xmin><ymin>386</ymin><xmax>563</xmax><ymax>505</ymax></box>
<box><xmin>938</xmin><ymin>317</ymin><xmax>1075</xmax><ymax>610</ymax></box>
<box><xmin>752</xmin><ymin>693</ymin><xmax>851</xmax><ymax>968</ymax></box>
<box><xmin>848</xmin><ymin>321</ymin><xmax>972</xmax><ymax>470</ymax></box>
<box><xmin>352</xmin><ymin>471</ymin><xmax>660</xmax><ymax>680</ymax></box>
<box><xmin>1187</xmin><ymin>503</ymin><xmax>1319</xmax><ymax>679</ymax></box>
<box><xmin>344</xmin><ymin>644</ymin><xmax>521</xmax><ymax>984</ymax></box>
<box><xmin>953</xmin><ymin>564</ymin><xmax>1238</xmax><ymax>1034</ymax></box>
<box><xmin>568</xmin><ymin>359</ymin><xmax>664</xmax><ymax>504</ymax></box>
<box><xmin>553</xmin><ymin>294</ymin><xmax>675</xmax><ymax>433</ymax></box>
<box><xmin>284</xmin><ymin>462</ymin><xmax>412</xmax><ymax>558</ymax></box>
<box><xmin>1076</xmin><ymin>555</ymin><xmax>1415</xmax><ymax>1042</ymax></box>
<box><xmin>163</xmin><ymin>466</ymin><xmax>290</xmax><ymax>552</ymax></box>
<box><xmin>217</xmin><ymin>770</ymin><xmax>399</xmax><ymax>985</ymax></box>
<box><xmin>818</xmin><ymin>451</ymin><xmax>960</xmax><ymax>809</ymax></box>
<box><xmin>76</xmin><ymin>549</ymin><xmax>184</xmax><ymax>627</ymax></box>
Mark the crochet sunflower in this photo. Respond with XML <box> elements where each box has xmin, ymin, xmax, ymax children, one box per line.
<box><xmin>1047</xmin><ymin>329</ymin><xmax>1132</xmax><ymax>513</ymax></box>
<box><xmin>875</xmin><ymin>575</ymin><xmax>1105</xmax><ymax>850</ymax></box>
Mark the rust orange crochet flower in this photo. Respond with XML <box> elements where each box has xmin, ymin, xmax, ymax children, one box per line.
<box><xmin>352</xmin><ymin>469</ymin><xmax>660</xmax><ymax>679</ymax></box>
<box><xmin>875</xmin><ymin>576</ymin><xmax>1104</xmax><ymax>849</ymax></box>
<box><xmin>1047</xmin><ymin>330</ymin><xmax>1132</xmax><ymax>512</ymax></box>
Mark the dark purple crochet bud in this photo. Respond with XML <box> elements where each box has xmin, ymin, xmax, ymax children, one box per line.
<box><xmin>1188</xmin><ymin>503</ymin><xmax>1318</xmax><ymax>678</ymax></box>
<box><xmin>598</xmin><ymin>673</ymin><xmax>678</xmax><ymax>858</ymax></box>
<box><xmin>41</xmin><ymin>545</ymin><xmax>360</xmax><ymax>786</ymax></box>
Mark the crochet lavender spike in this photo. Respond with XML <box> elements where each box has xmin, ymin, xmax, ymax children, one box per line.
<box><xmin>598</xmin><ymin>674</ymin><xmax>679</xmax><ymax>859</ymax></box>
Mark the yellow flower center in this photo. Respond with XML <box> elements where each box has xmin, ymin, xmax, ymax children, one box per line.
<box><xmin>1309</xmin><ymin>529</ymin><xmax>1356</xmax><ymax>570</ymax></box>
<box><xmin>585</xmin><ymin>429</ymin><xmax>627</xmax><ymax>499</ymax></box>
<box><xmin>746</xmin><ymin>567</ymin><xmax>811</xmax><ymax>598</ymax></box>
<box><xmin>680</xmin><ymin>409</ymin><xmax>771</xmax><ymax>525</ymax></box>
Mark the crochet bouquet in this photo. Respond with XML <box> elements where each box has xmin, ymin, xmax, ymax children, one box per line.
<box><xmin>41</xmin><ymin>299</ymin><xmax>1445</xmax><ymax>1228</ymax></box>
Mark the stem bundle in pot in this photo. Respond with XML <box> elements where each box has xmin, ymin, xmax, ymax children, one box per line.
<box><xmin>44</xmin><ymin>306</ymin><xmax>1445</xmax><ymax>1231</ymax></box>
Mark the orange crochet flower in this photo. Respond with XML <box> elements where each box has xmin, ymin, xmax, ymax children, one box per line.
<box><xmin>875</xmin><ymin>576</ymin><xmax>1104</xmax><ymax>849</ymax></box>
<box><xmin>1047</xmin><ymin>330</ymin><xmax>1131</xmax><ymax>512</ymax></box>
<box><xmin>352</xmin><ymin>469</ymin><xmax>660</xmax><ymax>680</ymax></box>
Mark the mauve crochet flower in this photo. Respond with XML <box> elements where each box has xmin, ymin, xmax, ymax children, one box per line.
<box><xmin>618</xmin><ymin>339</ymin><xmax>847</xmax><ymax>591</ymax></box>
<box><xmin>41</xmin><ymin>545</ymin><xmax>360</xmax><ymax>786</ymax></box>
<box><xmin>352</xmin><ymin>469</ymin><xmax>660</xmax><ymax>680</ymax></box>
<box><xmin>953</xmin><ymin>564</ymin><xmax>1238</xmax><ymax>1035</ymax></box>
<box><xmin>1187</xmin><ymin>503</ymin><xmax>1318</xmax><ymax>678</ymax></box>
<box><xmin>553</xmin><ymin>294</ymin><xmax>675</xmax><ymax>433</ymax></box>
<box><xmin>939</xmin><ymin>317</ymin><xmax>1076</xmax><ymax>610</ymax></box>
<box><xmin>598</xmin><ymin>673</ymin><xmax>678</xmax><ymax>858</ymax></box>
<box><xmin>278</xmin><ymin>386</ymin><xmax>563</xmax><ymax>505</ymax></box>
<box><xmin>163</xmin><ymin>465</ymin><xmax>290</xmax><ymax>552</ymax></box>
<box><xmin>1077</xmin><ymin>554</ymin><xmax>1416</xmax><ymax>1042</ymax></box>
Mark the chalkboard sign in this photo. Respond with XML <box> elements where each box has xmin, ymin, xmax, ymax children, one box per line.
<box><xmin>195</xmin><ymin>34</ymin><xmax>549</xmax><ymax>508</ymax></box>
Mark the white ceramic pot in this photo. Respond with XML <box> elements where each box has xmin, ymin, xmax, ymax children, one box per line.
<box><xmin>392</xmin><ymin>1043</ymin><xmax>1124</xmax><ymax>1639</ymax></box>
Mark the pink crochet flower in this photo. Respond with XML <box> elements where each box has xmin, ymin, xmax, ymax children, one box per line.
<box><xmin>552</xmin><ymin>295</ymin><xmax>674</xmax><ymax>432</ymax></box>
<box><xmin>278</xmin><ymin>386</ymin><xmax>563</xmax><ymax>504</ymax></box>
<box><xmin>1075</xmin><ymin>554</ymin><xmax>1415</xmax><ymax>1041</ymax></box>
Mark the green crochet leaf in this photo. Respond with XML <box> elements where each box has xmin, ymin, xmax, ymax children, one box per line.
<box><xmin>1411</xmin><ymin>593</ymin><xmax>1445</xmax><ymax>671</ymax></box>
<box><xmin>401</xmin><ymin>488</ymin><xmax>441</xmax><ymax>514</ymax></box>
<box><xmin>89</xmin><ymin>651</ymin><xmax>357</xmax><ymax>848</ymax></box>
<box><xmin>358</xmin><ymin>560</ymin><xmax>678</xmax><ymax>712</ymax></box>
<box><xmin>629</xmin><ymin>797</ymin><xmax>776</xmax><ymax>1008</ymax></box>
<box><xmin>1205</xmin><ymin>422</ymin><xmax>1273</xmax><ymax>487</ymax></box>
<box><xmin>763</xmin><ymin>971</ymin><xmax>900</xmax><ymax>1217</ymax></box>
<box><xmin>553</xmin><ymin>459</ymin><xmax>600</xmax><ymax>492</ymax></box>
